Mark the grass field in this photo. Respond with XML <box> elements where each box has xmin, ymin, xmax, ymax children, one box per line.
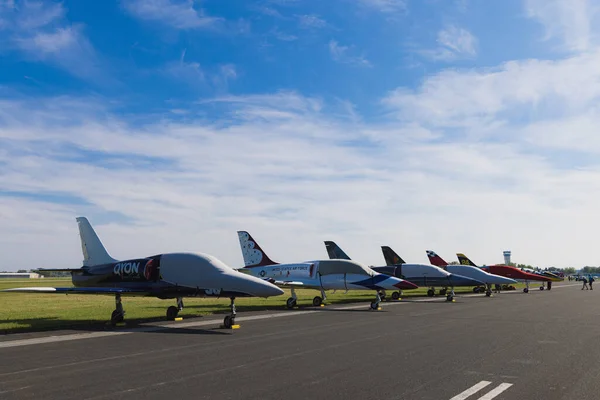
<box><xmin>0</xmin><ymin>278</ymin><xmax>526</xmax><ymax>334</ymax></box>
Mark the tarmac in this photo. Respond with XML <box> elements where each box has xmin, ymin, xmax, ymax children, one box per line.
<box><xmin>0</xmin><ymin>281</ymin><xmax>598</xmax><ymax>400</ymax></box>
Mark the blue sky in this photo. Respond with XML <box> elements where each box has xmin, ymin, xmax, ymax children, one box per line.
<box><xmin>1</xmin><ymin>0</ymin><xmax>600</xmax><ymax>270</ymax></box>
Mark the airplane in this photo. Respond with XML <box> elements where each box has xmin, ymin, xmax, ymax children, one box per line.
<box><xmin>236</xmin><ymin>231</ymin><xmax>418</xmax><ymax>310</ymax></box>
<box><xmin>324</xmin><ymin>241</ymin><xmax>483</xmax><ymax>302</ymax></box>
<box><xmin>456</xmin><ymin>253</ymin><xmax>551</xmax><ymax>293</ymax></box>
<box><xmin>520</xmin><ymin>267</ymin><xmax>563</xmax><ymax>282</ymax></box>
<box><xmin>426</xmin><ymin>250</ymin><xmax>518</xmax><ymax>296</ymax></box>
<box><xmin>0</xmin><ymin>217</ymin><xmax>284</xmax><ymax>328</ymax></box>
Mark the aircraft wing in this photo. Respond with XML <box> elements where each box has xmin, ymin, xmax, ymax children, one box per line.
<box><xmin>34</xmin><ymin>268</ymin><xmax>83</xmax><ymax>272</ymax></box>
<box><xmin>265</xmin><ymin>279</ymin><xmax>307</xmax><ymax>287</ymax></box>
<box><xmin>0</xmin><ymin>287</ymin><xmax>149</xmax><ymax>295</ymax></box>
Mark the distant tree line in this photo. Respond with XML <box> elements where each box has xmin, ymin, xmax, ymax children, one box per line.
<box><xmin>579</xmin><ymin>266</ymin><xmax>600</xmax><ymax>274</ymax></box>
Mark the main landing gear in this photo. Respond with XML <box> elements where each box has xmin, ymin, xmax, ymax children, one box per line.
<box><xmin>312</xmin><ymin>289</ymin><xmax>327</xmax><ymax>307</ymax></box>
<box><xmin>111</xmin><ymin>293</ymin><xmax>125</xmax><ymax>325</ymax></box>
<box><xmin>485</xmin><ymin>284</ymin><xmax>492</xmax><ymax>297</ymax></box>
<box><xmin>286</xmin><ymin>287</ymin><xmax>298</xmax><ymax>309</ymax></box>
<box><xmin>391</xmin><ymin>290</ymin><xmax>402</xmax><ymax>300</ymax></box>
<box><xmin>370</xmin><ymin>291</ymin><xmax>382</xmax><ymax>310</ymax></box>
<box><xmin>446</xmin><ymin>288</ymin><xmax>455</xmax><ymax>302</ymax></box>
<box><xmin>166</xmin><ymin>297</ymin><xmax>184</xmax><ymax>320</ymax></box>
<box><xmin>523</xmin><ymin>281</ymin><xmax>530</xmax><ymax>293</ymax></box>
<box><xmin>222</xmin><ymin>297</ymin><xmax>237</xmax><ymax>329</ymax></box>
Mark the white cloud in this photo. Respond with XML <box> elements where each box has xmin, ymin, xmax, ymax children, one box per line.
<box><xmin>525</xmin><ymin>0</ymin><xmax>597</xmax><ymax>52</ymax></box>
<box><xmin>122</xmin><ymin>0</ymin><xmax>222</xmax><ymax>30</ymax></box>
<box><xmin>421</xmin><ymin>25</ymin><xmax>477</xmax><ymax>61</ymax></box>
<box><xmin>4</xmin><ymin>65</ymin><xmax>600</xmax><ymax>271</ymax></box>
<box><xmin>359</xmin><ymin>0</ymin><xmax>407</xmax><ymax>14</ymax></box>
<box><xmin>1</xmin><ymin>1</ymin><xmax>104</xmax><ymax>81</ymax></box>
<box><xmin>164</xmin><ymin>48</ymin><xmax>205</xmax><ymax>83</ymax></box>
<box><xmin>270</xmin><ymin>27</ymin><xmax>297</xmax><ymax>41</ymax></box>
<box><xmin>383</xmin><ymin>50</ymin><xmax>600</xmax><ymax>127</ymax></box>
<box><xmin>297</xmin><ymin>14</ymin><xmax>326</xmax><ymax>29</ymax></box>
<box><xmin>329</xmin><ymin>40</ymin><xmax>371</xmax><ymax>67</ymax></box>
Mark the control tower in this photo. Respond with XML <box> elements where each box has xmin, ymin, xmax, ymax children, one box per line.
<box><xmin>503</xmin><ymin>250</ymin><xmax>511</xmax><ymax>265</ymax></box>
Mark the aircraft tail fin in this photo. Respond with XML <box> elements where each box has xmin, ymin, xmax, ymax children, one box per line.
<box><xmin>237</xmin><ymin>231</ymin><xmax>279</xmax><ymax>268</ymax></box>
<box><xmin>426</xmin><ymin>250</ymin><xmax>448</xmax><ymax>267</ymax></box>
<box><xmin>381</xmin><ymin>246</ymin><xmax>406</xmax><ymax>266</ymax></box>
<box><xmin>324</xmin><ymin>241</ymin><xmax>352</xmax><ymax>260</ymax></box>
<box><xmin>456</xmin><ymin>253</ymin><xmax>478</xmax><ymax>267</ymax></box>
<box><xmin>76</xmin><ymin>217</ymin><xmax>117</xmax><ymax>267</ymax></box>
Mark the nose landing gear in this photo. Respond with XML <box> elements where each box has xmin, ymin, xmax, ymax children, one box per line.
<box><xmin>222</xmin><ymin>297</ymin><xmax>239</xmax><ymax>329</ymax></box>
<box><xmin>166</xmin><ymin>297</ymin><xmax>184</xmax><ymax>320</ymax></box>
<box><xmin>446</xmin><ymin>287</ymin><xmax>455</xmax><ymax>302</ymax></box>
<box><xmin>370</xmin><ymin>291</ymin><xmax>382</xmax><ymax>310</ymax></box>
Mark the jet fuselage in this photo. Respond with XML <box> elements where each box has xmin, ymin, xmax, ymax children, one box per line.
<box><xmin>241</xmin><ymin>260</ymin><xmax>418</xmax><ymax>291</ymax></box>
<box><xmin>482</xmin><ymin>265</ymin><xmax>551</xmax><ymax>282</ymax></box>
<box><xmin>372</xmin><ymin>263</ymin><xmax>484</xmax><ymax>288</ymax></box>
<box><xmin>68</xmin><ymin>252</ymin><xmax>284</xmax><ymax>299</ymax></box>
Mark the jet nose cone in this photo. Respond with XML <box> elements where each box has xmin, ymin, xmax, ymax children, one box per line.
<box><xmin>394</xmin><ymin>279</ymin><xmax>419</xmax><ymax>290</ymax></box>
<box><xmin>257</xmin><ymin>279</ymin><xmax>285</xmax><ymax>297</ymax></box>
<box><xmin>449</xmin><ymin>274</ymin><xmax>484</xmax><ymax>287</ymax></box>
<box><xmin>231</xmin><ymin>272</ymin><xmax>284</xmax><ymax>297</ymax></box>
<box><xmin>499</xmin><ymin>276</ymin><xmax>518</xmax><ymax>284</ymax></box>
<box><xmin>378</xmin><ymin>275</ymin><xmax>418</xmax><ymax>290</ymax></box>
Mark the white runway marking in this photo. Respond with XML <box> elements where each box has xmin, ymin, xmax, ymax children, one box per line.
<box><xmin>477</xmin><ymin>383</ymin><xmax>513</xmax><ymax>399</ymax></box>
<box><xmin>449</xmin><ymin>381</ymin><xmax>492</xmax><ymax>400</ymax></box>
<box><xmin>450</xmin><ymin>381</ymin><xmax>513</xmax><ymax>400</ymax></box>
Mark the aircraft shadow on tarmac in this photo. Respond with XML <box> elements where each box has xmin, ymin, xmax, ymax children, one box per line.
<box><xmin>1</xmin><ymin>317</ymin><xmax>230</xmax><ymax>336</ymax></box>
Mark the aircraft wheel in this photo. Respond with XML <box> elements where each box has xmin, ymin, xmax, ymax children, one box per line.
<box><xmin>312</xmin><ymin>296</ymin><xmax>323</xmax><ymax>307</ymax></box>
<box><xmin>286</xmin><ymin>297</ymin><xmax>297</xmax><ymax>309</ymax></box>
<box><xmin>391</xmin><ymin>291</ymin><xmax>400</xmax><ymax>300</ymax></box>
<box><xmin>223</xmin><ymin>315</ymin><xmax>234</xmax><ymax>329</ymax></box>
<box><xmin>427</xmin><ymin>289</ymin><xmax>435</xmax><ymax>297</ymax></box>
<box><xmin>166</xmin><ymin>306</ymin><xmax>179</xmax><ymax>320</ymax></box>
<box><xmin>439</xmin><ymin>289</ymin><xmax>447</xmax><ymax>296</ymax></box>
<box><xmin>485</xmin><ymin>291</ymin><xmax>492</xmax><ymax>297</ymax></box>
<box><xmin>111</xmin><ymin>310</ymin><xmax>124</xmax><ymax>325</ymax></box>
<box><xmin>523</xmin><ymin>288</ymin><xmax>529</xmax><ymax>293</ymax></box>
<box><xmin>540</xmin><ymin>286</ymin><xmax>544</xmax><ymax>290</ymax></box>
<box><xmin>473</xmin><ymin>287</ymin><xmax>480</xmax><ymax>293</ymax></box>
<box><xmin>370</xmin><ymin>301</ymin><xmax>379</xmax><ymax>310</ymax></box>
<box><xmin>446</xmin><ymin>294</ymin><xmax>453</xmax><ymax>302</ymax></box>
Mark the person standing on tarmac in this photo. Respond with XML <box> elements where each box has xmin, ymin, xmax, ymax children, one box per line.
<box><xmin>582</xmin><ymin>276</ymin><xmax>589</xmax><ymax>290</ymax></box>
<box><xmin>589</xmin><ymin>275</ymin><xmax>594</xmax><ymax>290</ymax></box>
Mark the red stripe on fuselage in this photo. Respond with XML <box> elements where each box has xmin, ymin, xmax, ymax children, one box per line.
<box><xmin>484</xmin><ymin>265</ymin><xmax>551</xmax><ymax>281</ymax></box>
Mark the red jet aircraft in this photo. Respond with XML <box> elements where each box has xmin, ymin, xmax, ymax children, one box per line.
<box><xmin>456</xmin><ymin>253</ymin><xmax>551</xmax><ymax>293</ymax></box>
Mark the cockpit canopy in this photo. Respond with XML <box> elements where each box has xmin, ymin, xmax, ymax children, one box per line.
<box><xmin>317</xmin><ymin>259</ymin><xmax>374</xmax><ymax>276</ymax></box>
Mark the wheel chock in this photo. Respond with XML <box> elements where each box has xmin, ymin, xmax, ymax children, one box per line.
<box><xmin>377</xmin><ymin>306</ymin><xmax>382</xmax><ymax>310</ymax></box>
<box><xmin>320</xmin><ymin>304</ymin><xmax>325</xmax><ymax>307</ymax></box>
<box><xmin>219</xmin><ymin>324</ymin><xmax>241</xmax><ymax>329</ymax></box>
<box><xmin>174</xmin><ymin>317</ymin><xmax>183</xmax><ymax>321</ymax></box>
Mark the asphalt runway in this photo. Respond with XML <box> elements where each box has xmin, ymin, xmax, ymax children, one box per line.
<box><xmin>0</xmin><ymin>281</ymin><xmax>598</xmax><ymax>400</ymax></box>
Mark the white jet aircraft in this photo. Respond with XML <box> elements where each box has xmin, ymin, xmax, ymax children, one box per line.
<box><xmin>426</xmin><ymin>250</ymin><xmax>518</xmax><ymax>296</ymax></box>
<box><xmin>237</xmin><ymin>231</ymin><xmax>418</xmax><ymax>310</ymax></box>
<box><xmin>1</xmin><ymin>217</ymin><xmax>284</xmax><ymax>328</ymax></box>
